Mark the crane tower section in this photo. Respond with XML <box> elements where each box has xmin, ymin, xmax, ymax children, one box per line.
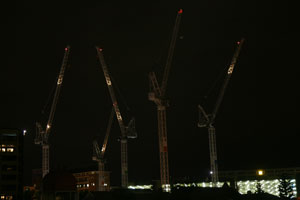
<box><xmin>96</xmin><ymin>47</ymin><xmax>137</xmax><ymax>188</ymax></box>
<box><xmin>92</xmin><ymin>107</ymin><xmax>115</xmax><ymax>191</ymax></box>
<box><xmin>35</xmin><ymin>46</ymin><xmax>71</xmax><ymax>178</ymax></box>
<box><xmin>148</xmin><ymin>9</ymin><xmax>182</xmax><ymax>192</ymax></box>
<box><xmin>198</xmin><ymin>38</ymin><xmax>245</xmax><ymax>185</ymax></box>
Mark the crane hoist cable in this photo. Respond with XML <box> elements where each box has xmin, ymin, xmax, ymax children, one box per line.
<box><xmin>203</xmin><ymin>65</ymin><xmax>228</xmax><ymax>100</ymax></box>
<box><xmin>41</xmin><ymin>78</ymin><xmax>58</xmax><ymax>116</ymax></box>
<box><xmin>110</xmin><ymin>74</ymin><xmax>131</xmax><ymax>113</ymax></box>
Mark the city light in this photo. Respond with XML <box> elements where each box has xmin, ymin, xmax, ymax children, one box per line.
<box><xmin>257</xmin><ymin>169</ymin><xmax>265</xmax><ymax>176</ymax></box>
<box><xmin>128</xmin><ymin>180</ymin><xmax>297</xmax><ymax>198</ymax></box>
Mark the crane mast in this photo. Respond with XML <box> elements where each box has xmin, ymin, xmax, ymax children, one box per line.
<box><xmin>198</xmin><ymin>38</ymin><xmax>245</xmax><ymax>185</ymax></box>
<box><xmin>35</xmin><ymin>46</ymin><xmax>71</xmax><ymax>178</ymax></box>
<box><xmin>148</xmin><ymin>9</ymin><xmax>182</xmax><ymax>192</ymax></box>
<box><xmin>96</xmin><ymin>47</ymin><xmax>136</xmax><ymax>188</ymax></box>
<box><xmin>92</xmin><ymin>107</ymin><xmax>115</xmax><ymax>191</ymax></box>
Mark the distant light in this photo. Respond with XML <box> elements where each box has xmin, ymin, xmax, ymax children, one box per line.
<box><xmin>257</xmin><ymin>169</ymin><xmax>264</xmax><ymax>176</ymax></box>
<box><xmin>99</xmin><ymin>48</ymin><xmax>103</xmax><ymax>51</ymax></box>
<box><xmin>65</xmin><ymin>47</ymin><xmax>68</xmax><ymax>51</ymax></box>
<box><xmin>23</xmin><ymin>129</ymin><xmax>27</xmax><ymax>136</ymax></box>
<box><xmin>210</xmin><ymin>171</ymin><xmax>213</xmax><ymax>174</ymax></box>
<box><xmin>104</xmin><ymin>183</ymin><xmax>107</xmax><ymax>186</ymax></box>
<box><xmin>178</xmin><ymin>9</ymin><xmax>183</xmax><ymax>14</ymax></box>
<box><xmin>237</xmin><ymin>41</ymin><xmax>240</xmax><ymax>45</ymax></box>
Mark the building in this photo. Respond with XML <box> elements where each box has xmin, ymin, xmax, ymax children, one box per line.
<box><xmin>41</xmin><ymin>170</ymin><xmax>78</xmax><ymax>200</ymax></box>
<box><xmin>73</xmin><ymin>170</ymin><xmax>110</xmax><ymax>192</ymax></box>
<box><xmin>128</xmin><ymin>168</ymin><xmax>300</xmax><ymax>199</ymax></box>
<box><xmin>32</xmin><ymin>168</ymin><xmax>42</xmax><ymax>190</ymax></box>
<box><xmin>0</xmin><ymin>129</ymin><xmax>24</xmax><ymax>200</ymax></box>
<box><xmin>218</xmin><ymin>167</ymin><xmax>300</xmax><ymax>198</ymax></box>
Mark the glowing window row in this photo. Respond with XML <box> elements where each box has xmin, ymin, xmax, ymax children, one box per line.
<box><xmin>77</xmin><ymin>183</ymin><xmax>96</xmax><ymax>188</ymax></box>
<box><xmin>1</xmin><ymin>195</ymin><xmax>13</xmax><ymax>200</ymax></box>
<box><xmin>237</xmin><ymin>179</ymin><xmax>297</xmax><ymax>198</ymax></box>
<box><xmin>0</xmin><ymin>146</ymin><xmax>15</xmax><ymax>152</ymax></box>
<box><xmin>129</xmin><ymin>179</ymin><xmax>297</xmax><ymax>198</ymax></box>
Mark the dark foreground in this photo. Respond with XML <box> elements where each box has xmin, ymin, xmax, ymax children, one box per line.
<box><xmin>79</xmin><ymin>187</ymin><xmax>284</xmax><ymax>200</ymax></box>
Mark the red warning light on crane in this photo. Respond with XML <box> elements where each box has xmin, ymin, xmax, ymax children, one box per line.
<box><xmin>65</xmin><ymin>47</ymin><xmax>68</xmax><ymax>51</ymax></box>
<box><xmin>237</xmin><ymin>41</ymin><xmax>240</xmax><ymax>45</ymax></box>
<box><xmin>178</xmin><ymin>9</ymin><xmax>183</xmax><ymax>14</ymax></box>
<box><xmin>99</xmin><ymin>48</ymin><xmax>103</xmax><ymax>51</ymax></box>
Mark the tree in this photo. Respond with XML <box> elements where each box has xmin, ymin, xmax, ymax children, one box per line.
<box><xmin>255</xmin><ymin>181</ymin><xmax>264</xmax><ymax>194</ymax></box>
<box><xmin>278</xmin><ymin>177</ymin><xmax>293</xmax><ymax>199</ymax></box>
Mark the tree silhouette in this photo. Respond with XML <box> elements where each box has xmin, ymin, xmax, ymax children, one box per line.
<box><xmin>255</xmin><ymin>181</ymin><xmax>264</xmax><ymax>194</ymax></box>
<box><xmin>278</xmin><ymin>176</ymin><xmax>293</xmax><ymax>199</ymax></box>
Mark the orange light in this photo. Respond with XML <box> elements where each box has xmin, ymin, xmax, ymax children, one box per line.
<box><xmin>257</xmin><ymin>169</ymin><xmax>264</xmax><ymax>176</ymax></box>
<box><xmin>178</xmin><ymin>9</ymin><xmax>183</xmax><ymax>14</ymax></box>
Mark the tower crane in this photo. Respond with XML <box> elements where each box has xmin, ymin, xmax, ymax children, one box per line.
<box><xmin>95</xmin><ymin>47</ymin><xmax>137</xmax><ymax>188</ymax></box>
<box><xmin>148</xmin><ymin>9</ymin><xmax>182</xmax><ymax>192</ymax></box>
<box><xmin>92</xmin><ymin>107</ymin><xmax>115</xmax><ymax>191</ymax></box>
<box><xmin>198</xmin><ymin>38</ymin><xmax>245</xmax><ymax>185</ymax></box>
<box><xmin>35</xmin><ymin>46</ymin><xmax>71</xmax><ymax>178</ymax></box>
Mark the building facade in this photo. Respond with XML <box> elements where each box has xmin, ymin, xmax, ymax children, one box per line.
<box><xmin>73</xmin><ymin>170</ymin><xmax>110</xmax><ymax>192</ymax></box>
<box><xmin>0</xmin><ymin>129</ymin><xmax>24</xmax><ymax>200</ymax></box>
<box><xmin>218</xmin><ymin>167</ymin><xmax>300</xmax><ymax>198</ymax></box>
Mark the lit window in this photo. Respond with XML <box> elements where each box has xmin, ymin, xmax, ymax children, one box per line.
<box><xmin>104</xmin><ymin>183</ymin><xmax>107</xmax><ymax>186</ymax></box>
<box><xmin>87</xmin><ymin>184</ymin><xmax>89</xmax><ymax>187</ymax></box>
<box><xmin>1</xmin><ymin>195</ymin><xmax>5</xmax><ymax>200</ymax></box>
<box><xmin>1</xmin><ymin>148</ymin><xmax>5</xmax><ymax>152</ymax></box>
<box><xmin>7</xmin><ymin>148</ymin><xmax>14</xmax><ymax>152</ymax></box>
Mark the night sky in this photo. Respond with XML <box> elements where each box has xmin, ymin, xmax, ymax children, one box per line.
<box><xmin>6</xmin><ymin>1</ymin><xmax>299</xmax><ymax>186</ymax></box>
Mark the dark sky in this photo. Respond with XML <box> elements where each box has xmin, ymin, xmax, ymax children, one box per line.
<box><xmin>6</xmin><ymin>1</ymin><xmax>299</xmax><ymax>185</ymax></box>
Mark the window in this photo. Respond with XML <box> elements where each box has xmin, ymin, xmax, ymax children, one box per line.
<box><xmin>2</xmin><ymin>174</ymin><xmax>16</xmax><ymax>181</ymax></box>
<box><xmin>2</xmin><ymin>155</ymin><xmax>17</xmax><ymax>161</ymax></box>
<box><xmin>7</xmin><ymin>148</ymin><xmax>14</xmax><ymax>152</ymax></box>
<box><xmin>1</xmin><ymin>148</ymin><xmax>5</xmax><ymax>152</ymax></box>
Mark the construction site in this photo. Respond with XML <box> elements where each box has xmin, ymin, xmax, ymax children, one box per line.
<box><xmin>25</xmin><ymin>8</ymin><xmax>299</xmax><ymax>199</ymax></box>
<box><xmin>4</xmin><ymin>1</ymin><xmax>299</xmax><ymax>200</ymax></box>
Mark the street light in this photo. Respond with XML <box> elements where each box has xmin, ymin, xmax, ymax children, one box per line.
<box><xmin>257</xmin><ymin>169</ymin><xmax>265</xmax><ymax>176</ymax></box>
